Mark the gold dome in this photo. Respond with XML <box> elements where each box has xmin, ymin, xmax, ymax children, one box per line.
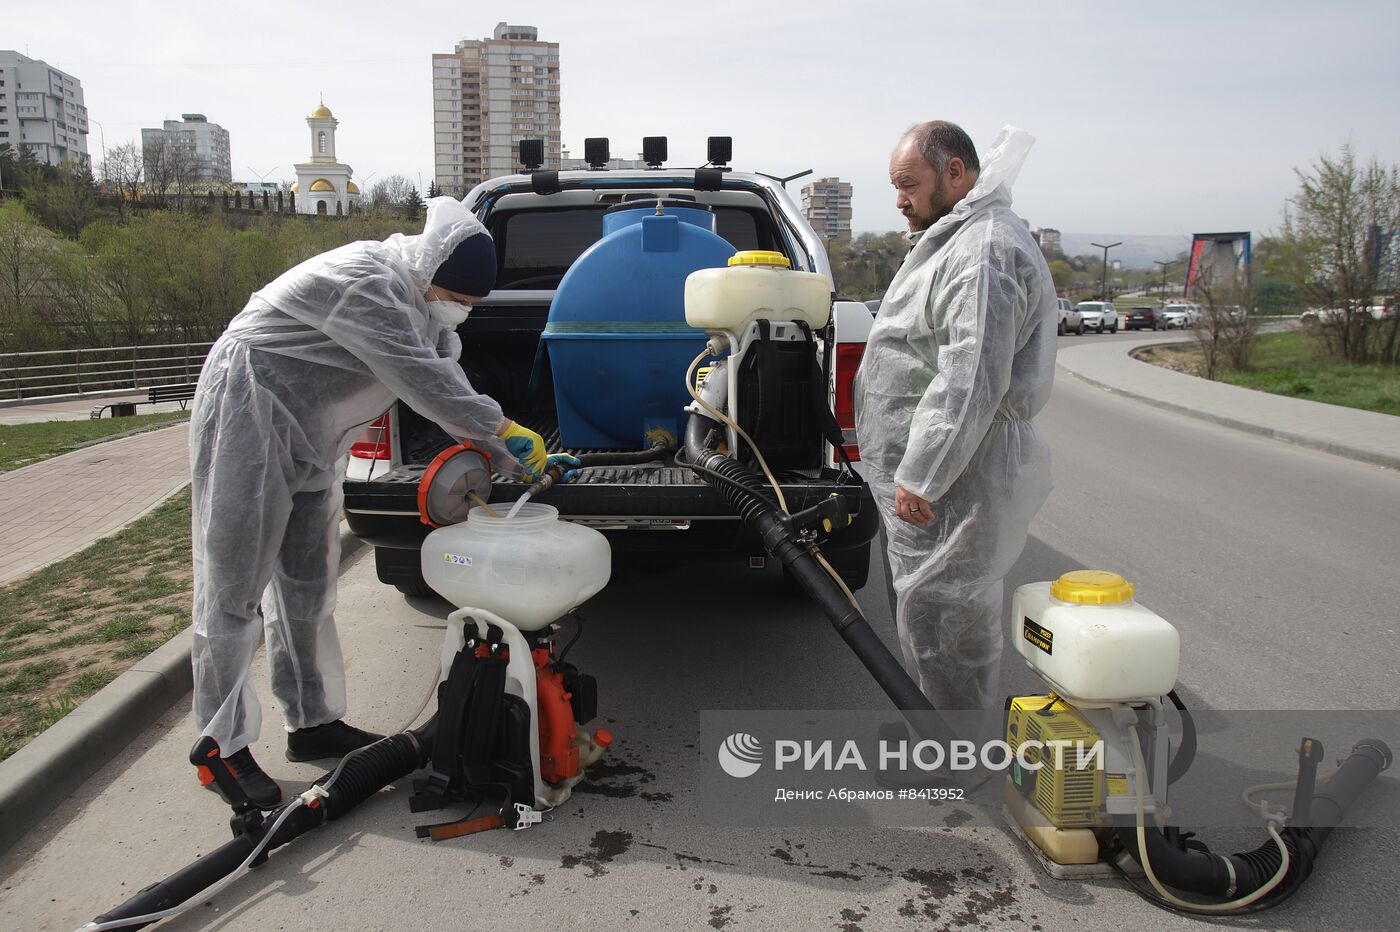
<box><xmin>346</xmin><ymin>180</ymin><xmax>360</xmax><ymax>195</ymax></box>
<box><xmin>310</xmin><ymin>103</ymin><xmax>334</xmax><ymax>119</ymax></box>
<box><xmin>308</xmin><ymin>178</ymin><xmax>335</xmax><ymax>193</ymax></box>
<box><xmin>289</xmin><ymin>182</ymin><xmax>299</xmax><ymax>192</ymax></box>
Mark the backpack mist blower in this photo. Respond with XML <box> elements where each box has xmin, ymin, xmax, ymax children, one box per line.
<box><xmin>83</xmin><ymin>451</ymin><xmax>615</xmax><ymax>930</ymax></box>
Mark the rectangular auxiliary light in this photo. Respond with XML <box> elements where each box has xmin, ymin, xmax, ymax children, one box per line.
<box><xmin>642</xmin><ymin>136</ymin><xmax>667</xmax><ymax>167</ymax></box>
<box><xmin>584</xmin><ymin>137</ymin><xmax>610</xmax><ymax>168</ymax></box>
<box><xmin>518</xmin><ymin>138</ymin><xmax>544</xmax><ymax>171</ymax></box>
<box><xmin>707</xmin><ymin>136</ymin><xmax>732</xmax><ymax>166</ymax></box>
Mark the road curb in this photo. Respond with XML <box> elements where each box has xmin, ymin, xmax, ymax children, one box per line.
<box><xmin>1058</xmin><ymin>361</ymin><xmax>1400</xmax><ymax>472</ymax></box>
<box><xmin>0</xmin><ymin>523</ymin><xmax>368</xmax><ymax>855</ymax></box>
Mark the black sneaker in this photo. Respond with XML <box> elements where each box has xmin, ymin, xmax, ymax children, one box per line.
<box><xmin>286</xmin><ymin>720</ymin><xmax>384</xmax><ymax>763</ymax></box>
<box><xmin>206</xmin><ymin>747</ymin><xmax>283</xmax><ymax>809</ymax></box>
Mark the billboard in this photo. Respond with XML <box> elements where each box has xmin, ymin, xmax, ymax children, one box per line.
<box><xmin>1186</xmin><ymin>231</ymin><xmax>1251</xmax><ymax>298</ymax></box>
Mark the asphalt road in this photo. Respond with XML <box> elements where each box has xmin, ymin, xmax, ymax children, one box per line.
<box><xmin>1</xmin><ymin>331</ymin><xmax>1397</xmax><ymax>931</ymax></box>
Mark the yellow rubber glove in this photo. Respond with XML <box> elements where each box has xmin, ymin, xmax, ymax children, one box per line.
<box><xmin>497</xmin><ymin>420</ymin><xmax>549</xmax><ymax>482</ymax></box>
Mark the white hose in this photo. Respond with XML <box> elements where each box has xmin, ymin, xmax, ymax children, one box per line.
<box><xmin>1240</xmin><ymin>771</ymin><xmax>1332</xmax><ymax>823</ymax></box>
<box><xmin>685</xmin><ymin>349</ymin><xmax>789</xmax><ymax>514</ymax></box>
<box><xmin>76</xmin><ymin>739</ymin><xmax>385</xmax><ymax>932</ymax></box>
<box><xmin>77</xmin><ymin>798</ymin><xmax>307</xmax><ymax>931</ymax></box>
<box><xmin>1131</xmin><ymin>726</ymin><xmax>1290</xmax><ymax>911</ymax></box>
<box><xmin>684</xmin><ymin>349</ymin><xmax>860</xmax><ymax>611</ymax></box>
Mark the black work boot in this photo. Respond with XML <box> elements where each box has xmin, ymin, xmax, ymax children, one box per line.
<box><xmin>207</xmin><ymin>747</ymin><xmax>283</xmax><ymax>809</ymax></box>
<box><xmin>286</xmin><ymin>719</ymin><xmax>384</xmax><ymax>763</ymax></box>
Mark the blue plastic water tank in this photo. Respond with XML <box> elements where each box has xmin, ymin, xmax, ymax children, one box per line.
<box><xmin>543</xmin><ymin>206</ymin><xmax>734</xmax><ymax>449</ymax></box>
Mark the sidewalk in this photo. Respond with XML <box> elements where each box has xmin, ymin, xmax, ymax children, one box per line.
<box><xmin>0</xmin><ymin>392</ymin><xmax>193</xmax><ymax>424</ymax></box>
<box><xmin>0</xmin><ymin>408</ymin><xmax>364</xmax><ymax>853</ymax></box>
<box><xmin>0</xmin><ymin>421</ymin><xmax>193</xmax><ymax>585</ymax></box>
<box><xmin>1057</xmin><ymin>335</ymin><xmax>1400</xmax><ymax>471</ymax></box>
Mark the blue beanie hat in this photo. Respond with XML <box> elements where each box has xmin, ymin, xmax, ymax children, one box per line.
<box><xmin>431</xmin><ymin>231</ymin><xmax>497</xmax><ymax>297</ymax></box>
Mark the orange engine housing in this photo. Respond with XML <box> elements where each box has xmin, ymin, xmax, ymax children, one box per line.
<box><xmin>533</xmin><ymin>648</ymin><xmax>581</xmax><ymax>784</ymax></box>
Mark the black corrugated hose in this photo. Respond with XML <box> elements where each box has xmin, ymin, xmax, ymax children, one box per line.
<box><xmin>1112</xmin><ymin>738</ymin><xmax>1391</xmax><ymax>915</ymax></box>
<box><xmin>680</xmin><ymin>412</ymin><xmax>934</xmax><ymax>715</ymax></box>
<box><xmin>89</xmin><ymin>721</ymin><xmax>436</xmax><ymax>929</ymax></box>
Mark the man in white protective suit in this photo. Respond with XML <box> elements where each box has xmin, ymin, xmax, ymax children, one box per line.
<box><xmin>189</xmin><ymin>197</ymin><xmax>579</xmax><ymax>807</ymax></box>
<box><xmin>854</xmin><ymin>122</ymin><xmax>1056</xmax><ymax>713</ymax></box>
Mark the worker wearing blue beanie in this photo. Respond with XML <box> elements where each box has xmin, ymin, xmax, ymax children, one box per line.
<box><xmin>188</xmin><ymin>197</ymin><xmax>578</xmax><ymax>808</ymax></box>
<box><xmin>430</xmin><ymin>230</ymin><xmax>497</xmax><ymax>298</ymax></box>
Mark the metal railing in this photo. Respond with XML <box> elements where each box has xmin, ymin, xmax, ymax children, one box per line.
<box><xmin>0</xmin><ymin>342</ymin><xmax>214</xmax><ymax>401</ymax></box>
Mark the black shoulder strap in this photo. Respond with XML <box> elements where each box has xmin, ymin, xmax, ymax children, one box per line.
<box><xmin>418</xmin><ymin>641</ymin><xmax>482</xmax><ymax>801</ymax></box>
<box><xmin>797</xmin><ymin>321</ymin><xmax>857</xmax><ymax>475</ymax></box>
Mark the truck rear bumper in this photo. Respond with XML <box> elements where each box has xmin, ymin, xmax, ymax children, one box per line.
<box><xmin>344</xmin><ymin>465</ymin><xmax>878</xmax><ymax>558</ymax></box>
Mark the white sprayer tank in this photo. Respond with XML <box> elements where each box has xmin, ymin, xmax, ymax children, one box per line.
<box><xmin>421</xmin><ymin>503</ymin><xmax>611</xmax><ymax>630</ymax></box>
<box><xmin>685</xmin><ymin>250</ymin><xmax>831</xmax><ymax>333</ymax></box>
<box><xmin>1012</xmin><ymin>571</ymin><xmax>1179</xmax><ymax>702</ymax></box>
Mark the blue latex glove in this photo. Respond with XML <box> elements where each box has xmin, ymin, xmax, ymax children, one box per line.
<box><xmin>498</xmin><ymin>421</ymin><xmax>549</xmax><ymax>482</ymax></box>
<box><xmin>546</xmin><ymin>453</ymin><xmax>583</xmax><ymax>484</ymax></box>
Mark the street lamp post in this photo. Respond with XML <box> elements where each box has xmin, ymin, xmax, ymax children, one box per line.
<box><xmin>1092</xmin><ymin>241</ymin><xmax>1122</xmax><ymax>300</ymax></box>
<box><xmin>1153</xmin><ymin>259</ymin><xmax>1177</xmax><ymax>302</ymax></box>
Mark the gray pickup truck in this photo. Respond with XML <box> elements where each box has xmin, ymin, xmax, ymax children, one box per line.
<box><xmin>343</xmin><ymin>165</ymin><xmax>878</xmax><ymax>595</ymax></box>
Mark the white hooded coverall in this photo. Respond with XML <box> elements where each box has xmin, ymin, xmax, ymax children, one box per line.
<box><xmin>190</xmin><ymin>197</ymin><xmax>509</xmax><ymax>754</ymax></box>
<box><xmin>854</xmin><ymin>127</ymin><xmax>1057</xmax><ymax>711</ymax></box>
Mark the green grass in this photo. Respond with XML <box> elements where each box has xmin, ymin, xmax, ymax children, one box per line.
<box><xmin>1148</xmin><ymin>331</ymin><xmax>1400</xmax><ymax>416</ymax></box>
<box><xmin>0</xmin><ymin>487</ymin><xmax>193</xmax><ymax>762</ymax></box>
<box><xmin>0</xmin><ymin>410</ymin><xmax>190</xmax><ymax>473</ymax></box>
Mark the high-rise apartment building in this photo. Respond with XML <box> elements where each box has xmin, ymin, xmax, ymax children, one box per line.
<box><xmin>0</xmin><ymin>51</ymin><xmax>89</xmax><ymax>168</ymax></box>
<box><xmin>1035</xmin><ymin>227</ymin><xmax>1062</xmax><ymax>256</ymax></box>
<box><xmin>801</xmin><ymin>177</ymin><xmax>853</xmax><ymax>242</ymax></box>
<box><xmin>141</xmin><ymin>114</ymin><xmax>232</xmax><ymax>184</ymax></box>
<box><xmin>432</xmin><ymin>23</ymin><xmax>561</xmax><ymax>196</ymax></box>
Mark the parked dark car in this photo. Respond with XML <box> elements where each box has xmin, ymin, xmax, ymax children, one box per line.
<box><xmin>1125</xmin><ymin>306</ymin><xmax>1168</xmax><ymax>331</ymax></box>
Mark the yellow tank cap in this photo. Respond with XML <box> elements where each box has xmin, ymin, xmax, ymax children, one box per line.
<box><xmin>1051</xmin><ymin>570</ymin><xmax>1134</xmax><ymax>605</ymax></box>
<box><xmin>728</xmin><ymin>250</ymin><xmax>791</xmax><ymax>268</ymax></box>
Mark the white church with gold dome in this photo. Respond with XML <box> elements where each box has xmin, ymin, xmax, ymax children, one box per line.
<box><xmin>291</xmin><ymin>101</ymin><xmax>360</xmax><ymax>215</ymax></box>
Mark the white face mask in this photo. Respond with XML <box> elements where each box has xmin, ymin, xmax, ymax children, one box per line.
<box><xmin>425</xmin><ymin>299</ymin><xmax>470</xmax><ymax>327</ymax></box>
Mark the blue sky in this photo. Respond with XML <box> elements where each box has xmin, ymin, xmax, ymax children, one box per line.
<box><xmin>9</xmin><ymin>1</ymin><xmax>1399</xmax><ymax>244</ymax></box>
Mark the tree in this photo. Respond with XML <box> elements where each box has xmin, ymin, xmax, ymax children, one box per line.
<box><xmin>0</xmin><ymin>143</ymin><xmax>16</xmax><ymax>191</ymax></box>
<box><xmin>0</xmin><ymin>201</ymin><xmax>67</xmax><ymax>352</ymax></box>
<box><xmin>1191</xmin><ymin>268</ymin><xmax>1259</xmax><ymax>379</ymax></box>
<box><xmin>826</xmin><ymin>231</ymin><xmax>908</xmax><ymax>300</ymax></box>
<box><xmin>403</xmin><ymin>186</ymin><xmax>424</xmax><ymax>220</ymax></box>
<box><xmin>50</xmin><ymin>244</ymin><xmax>114</xmax><ymax>346</ymax></box>
<box><xmin>103</xmin><ymin>141</ymin><xmax>144</xmax><ymax>218</ymax></box>
<box><xmin>24</xmin><ymin>161</ymin><xmax>97</xmax><ymax>238</ymax></box>
<box><xmin>427</xmin><ymin>181</ymin><xmax>442</xmax><ymax>199</ymax></box>
<box><xmin>143</xmin><ymin>138</ymin><xmax>199</xmax><ymax>209</ymax></box>
<box><xmin>1275</xmin><ymin>145</ymin><xmax>1400</xmax><ymax>365</ymax></box>
<box><xmin>366</xmin><ymin>174</ymin><xmax>414</xmax><ymax>213</ymax></box>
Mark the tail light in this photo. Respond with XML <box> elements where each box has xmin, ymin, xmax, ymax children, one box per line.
<box><xmin>833</xmin><ymin>342</ymin><xmax>863</xmax><ymax>462</ymax></box>
<box><xmin>350</xmin><ymin>413</ymin><xmax>391</xmax><ymax>460</ymax></box>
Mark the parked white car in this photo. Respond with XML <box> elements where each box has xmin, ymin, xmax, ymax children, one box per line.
<box><xmin>1301</xmin><ymin>307</ymin><xmax>1353</xmax><ymax>325</ymax></box>
<box><xmin>1075</xmin><ymin>301</ymin><xmax>1119</xmax><ymax>333</ymax></box>
<box><xmin>1057</xmin><ymin>297</ymin><xmax>1083</xmax><ymax>335</ymax></box>
<box><xmin>1161</xmin><ymin>303</ymin><xmax>1202</xmax><ymax>328</ymax></box>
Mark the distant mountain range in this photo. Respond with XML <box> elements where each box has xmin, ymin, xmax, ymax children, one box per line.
<box><xmin>1058</xmin><ymin>234</ymin><xmax>1192</xmax><ymax>270</ymax></box>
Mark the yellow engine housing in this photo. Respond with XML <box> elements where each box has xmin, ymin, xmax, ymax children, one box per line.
<box><xmin>1006</xmin><ymin>695</ymin><xmax>1103</xmax><ymax>827</ymax></box>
